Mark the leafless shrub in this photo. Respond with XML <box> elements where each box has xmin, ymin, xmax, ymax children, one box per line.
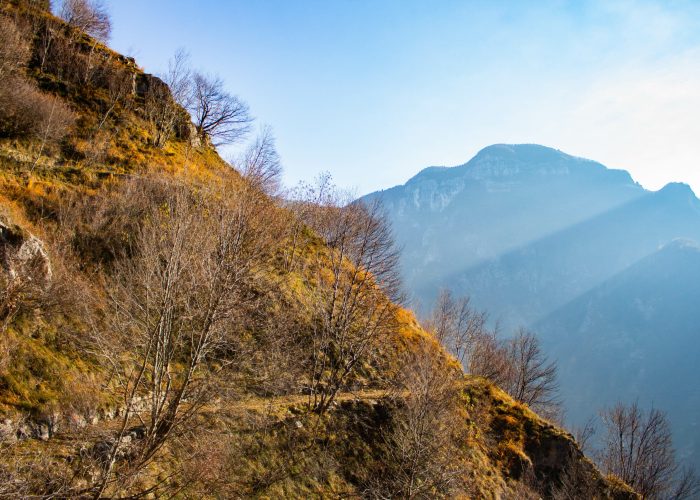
<box><xmin>571</xmin><ymin>415</ymin><xmax>596</xmax><ymax>455</ymax></box>
<box><xmin>95</xmin><ymin>65</ymin><xmax>132</xmax><ymax>131</ymax></box>
<box><xmin>88</xmin><ymin>174</ymin><xmax>285</xmax><ymax>496</ymax></box>
<box><xmin>425</xmin><ymin>289</ymin><xmax>488</xmax><ymax>366</ymax></box>
<box><xmin>0</xmin><ymin>218</ymin><xmax>52</xmax><ymax>330</ymax></box>
<box><xmin>294</xmin><ymin>179</ymin><xmax>402</xmax><ymax>413</ymax></box>
<box><xmin>37</xmin><ymin>11</ymin><xmax>117</xmax><ymax>89</ymax></box>
<box><xmin>237</xmin><ymin>125</ymin><xmax>282</xmax><ymax>196</ymax></box>
<box><xmin>598</xmin><ymin>401</ymin><xmax>700</xmax><ymax>499</ymax></box>
<box><xmin>59</xmin><ymin>0</ymin><xmax>111</xmax><ymax>41</ymax></box>
<box><xmin>242</xmin><ymin>305</ymin><xmax>307</xmax><ymax>397</ymax></box>
<box><xmin>144</xmin><ymin>49</ymin><xmax>191</xmax><ymax>147</ymax></box>
<box><xmin>0</xmin><ymin>262</ymin><xmax>45</xmax><ymax>332</ymax></box>
<box><xmin>0</xmin><ymin>440</ymin><xmax>75</xmax><ymax>498</ymax></box>
<box><xmin>31</xmin><ymin>0</ymin><xmax>52</xmax><ymax>10</ymax></box>
<box><xmin>503</xmin><ymin>328</ymin><xmax>559</xmax><ymax>418</ymax></box>
<box><xmin>370</xmin><ymin>340</ymin><xmax>468</xmax><ymax>498</ymax></box>
<box><xmin>189</xmin><ymin>71</ymin><xmax>252</xmax><ymax>146</ymax></box>
<box><xmin>467</xmin><ymin>326</ymin><xmax>512</xmax><ymax>387</ymax></box>
<box><xmin>550</xmin><ymin>459</ymin><xmax>601</xmax><ymax>500</ymax></box>
<box><xmin>36</xmin><ymin>22</ymin><xmax>79</xmax><ymax>81</ymax></box>
<box><xmin>0</xmin><ymin>15</ymin><xmax>30</xmax><ymax>80</ymax></box>
<box><xmin>0</xmin><ymin>77</ymin><xmax>75</xmax><ymax>143</ymax></box>
<box><xmin>58</xmin><ymin>178</ymin><xmax>175</xmax><ymax>267</ymax></box>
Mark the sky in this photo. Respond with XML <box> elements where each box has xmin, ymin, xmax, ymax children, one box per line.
<box><xmin>106</xmin><ymin>0</ymin><xmax>700</xmax><ymax>196</ymax></box>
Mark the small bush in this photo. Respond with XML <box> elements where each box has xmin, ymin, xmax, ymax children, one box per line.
<box><xmin>0</xmin><ymin>77</ymin><xmax>75</xmax><ymax>142</ymax></box>
<box><xmin>0</xmin><ymin>15</ymin><xmax>30</xmax><ymax>81</ymax></box>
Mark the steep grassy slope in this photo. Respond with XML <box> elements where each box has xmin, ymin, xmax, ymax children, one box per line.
<box><xmin>0</xmin><ymin>2</ymin><xmax>638</xmax><ymax>497</ymax></box>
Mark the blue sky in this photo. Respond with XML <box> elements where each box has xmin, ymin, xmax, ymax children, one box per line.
<box><xmin>106</xmin><ymin>0</ymin><xmax>700</xmax><ymax>195</ymax></box>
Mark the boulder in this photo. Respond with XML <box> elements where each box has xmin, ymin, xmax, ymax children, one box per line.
<box><xmin>0</xmin><ymin>216</ymin><xmax>52</xmax><ymax>286</ymax></box>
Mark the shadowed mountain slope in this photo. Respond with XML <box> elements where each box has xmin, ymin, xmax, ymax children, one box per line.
<box><xmin>534</xmin><ymin>239</ymin><xmax>700</xmax><ymax>468</ymax></box>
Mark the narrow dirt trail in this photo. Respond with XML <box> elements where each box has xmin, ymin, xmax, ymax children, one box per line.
<box><xmin>235</xmin><ymin>388</ymin><xmax>390</xmax><ymax>412</ymax></box>
<box><xmin>29</xmin><ymin>388</ymin><xmax>395</xmax><ymax>451</ymax></box>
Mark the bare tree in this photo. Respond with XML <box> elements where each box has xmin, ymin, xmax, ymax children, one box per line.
<box><xmin>145</xmin><ymin>49</ymin><xmax>191</xmax><ymax>147</ymax></box>
<box><xmin>571</xmin><ymin>415</ymin><xmax>596</xmax><ymax>455</ymax></box>
<box><xmin>59</xmin><ymin>0</ymin><xmax>111</xmax><ymax>41</ymax></box>
<box><xmin>95</xmin><ymin>66</ymin><xmax>132</xmax><ymax>132</ymax></box>
<box><xmin>467</xmin><ymin>326</ymin><xmax>512</xmax><ymax>388</ymax></box>
<box><xmin>371</xmin><ymin>340</ymin><xmax>468</xmax><ymax>498</ymax></box>
<box><xmin>36</xmin><ymin>16</ymin><xmax>59</xmax><ymax>74</ymax></box>
<box><xmin>189</xmin><ymin>72</ymin><xmax>252</xmax><ymax>146</ymax></box>
<box><xmin>426</xmin><ymin>289</ymin><xmax>487</xmax><ymax>366</ymax></box>
<box><xmin>672</xmin><ymin>467</ymin><xmax>700</xmax><ymax>500</ymax></box>
<box><xmin>424</xmin><ymin>295</ymin><xmax>558</xmax><ymax>418</ymax></box>
<box><xmin>282</xmin><ymin>172</ymin><xmax>336</xmax><ymax>273</ymax></box>
<box><xmin>504</xmin><ymin>328</ymin><xmax>559</xmax><ymax>417</ymax></box>
<box><xmin>598</xmin><ymin>402</ymin><xmax>700</xmax><ymax>499</ymax></box>
<box><xmin>91</xmin><ymin>175</ymin><xmax>279</xmax><ymax>497</ymax></box>
<box><xmin>424</xmin><ymin>292</ymin><xmax>558</xmax><ymax>415</ymax></box>
<box><xmin>298</xmin><ymin>182</ymin><xmax>403</xmax><ymax>414</ymax></box>
<box><xmin>165</xmin><ymin>48</ymin><xmax>193</xmax><ymax>109</ymax></box>
<box><xmin>237</xmin><ymin>125</ymin><xmax>282</xmax><ymax>195</ymax></box>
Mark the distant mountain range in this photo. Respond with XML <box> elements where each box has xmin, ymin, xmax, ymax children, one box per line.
<box><xmin>361</xmin><ymin>144</ymin><xmax>700</xmax><ymax>467</ymax></box>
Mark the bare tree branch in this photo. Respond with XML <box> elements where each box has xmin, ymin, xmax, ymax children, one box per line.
<box><xmin>59</xmin><ymin>0</ymin><xmax>111</xmax><ymax>41</ymax></box>
<box><xmin>188</xmin><ymin>72</ymin><xmax>252</xmax><ymax>146</ymax></box>
<box><xmin>598</xmin><ymin>401</ymin><xmax>698</xmax><ymax>499</ymax></box>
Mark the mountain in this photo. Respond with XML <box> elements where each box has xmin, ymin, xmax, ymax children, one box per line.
<box><xmin>361</xmin><ymin>143</ymin><xmax>700</xmax><ymax>469</ymax></box>
<box><xmin>0</xmin><ymin>3</ymin><xmax>634</xmax><ymax>498</ymax></box>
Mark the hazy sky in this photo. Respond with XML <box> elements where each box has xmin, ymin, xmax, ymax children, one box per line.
<box><xmin>107</xmin><ymin>0</ymin><xmax>700</xmax><ymax>196</ymax></box>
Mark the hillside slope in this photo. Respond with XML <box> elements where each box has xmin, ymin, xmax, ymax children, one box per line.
<box><xmin>0</xmin><ymin>2</ymin><xmax>636</xmax><ymax>497</ymax></box>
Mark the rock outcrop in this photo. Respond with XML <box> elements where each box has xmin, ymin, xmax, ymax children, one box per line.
<box><xmin>0</xmin><ymin>215</ymin><xmax>52</xmax><ymax>286</ymax></box>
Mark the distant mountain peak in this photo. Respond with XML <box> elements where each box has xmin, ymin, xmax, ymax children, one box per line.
<box><xmin>473</xmin><ymin>143</ymin><xmax>574</xmax><ymax>162</ymax></box>
<box><xmin>654</xmin><ymin>182</ymin><xmax>700</xmax><ymax>209</ymax></box>
<box><xmin>466</xmin><ymin>143</ymin><xmax>593</xmax><ymax>179</ymax></box>
<box><xmin>657</xmin><ymin>182</ymin><xmax>696</xmax><ymax>196</ymax></box>
<box><xmin>401</xmin><ymin>144</ymin><xmax>636</xmax><ymax>189</ymax></box>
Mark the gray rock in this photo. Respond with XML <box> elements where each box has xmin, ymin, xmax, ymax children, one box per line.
<box><xmin>0</xmin><ymin>215</ymin><xmax>52</xmax><ymax>285</ymax></box>
<box><xmin>0</xmin><ymin>418</ymin><xmax>17</xmax><ymax>443</ymax></box>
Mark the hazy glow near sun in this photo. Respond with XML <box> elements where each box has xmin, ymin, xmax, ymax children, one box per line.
<box><xmin>109</xmin><ymin>0</ymin><xmax>700</xmax><ymax>195</ymax></box>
